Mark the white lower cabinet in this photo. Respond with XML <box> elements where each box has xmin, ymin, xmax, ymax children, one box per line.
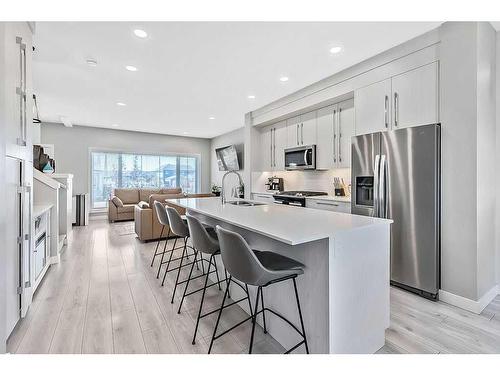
<box><xmin>251</xmin><ymin>193</ymin><xmax>275</xmax><ymax>203</ymax></box>
<box><xmin>306</xmin><ymin>199</ymin><xmax>351</xmax><ymax>213</ymax></box>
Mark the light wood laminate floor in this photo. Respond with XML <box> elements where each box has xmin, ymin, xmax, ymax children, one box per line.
<box><xmin>7</xmin><ymin>219</ymin><xmax>500</xmax><ymax>354</ymax></box>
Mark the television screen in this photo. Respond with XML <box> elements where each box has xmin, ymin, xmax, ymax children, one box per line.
<box><xmin>216</xmin><ymin>145</ymin><xmax>240</xmax><ymax>171</ymax></box>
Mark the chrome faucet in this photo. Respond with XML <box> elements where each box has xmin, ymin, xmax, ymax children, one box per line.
<box><xmin>221</xmin><ymin>170</ymin><xmax>243</xmax><ymax>205</ymax></box>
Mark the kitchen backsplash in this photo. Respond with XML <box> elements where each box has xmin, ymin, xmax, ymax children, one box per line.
<box><xmin>251</xmin><ymin>168</ymin><xmax>351</xmax><ymax>196</ymax></box>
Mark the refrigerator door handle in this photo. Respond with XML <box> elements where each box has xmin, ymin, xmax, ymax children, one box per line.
<box><xmin>379</xmin><ymin>155</ymin><xmax>387</xmax><ymax>218</ymax></box>
<box><xmin>373</xmin><ymin>154</ymin><xmax>380</xmax><ymax>217</ymax></box>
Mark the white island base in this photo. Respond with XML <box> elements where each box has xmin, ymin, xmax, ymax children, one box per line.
<box><xmin>168</xmin><ymin>198</ymin><xmax>392</xmax><ymax>354</ymax></box>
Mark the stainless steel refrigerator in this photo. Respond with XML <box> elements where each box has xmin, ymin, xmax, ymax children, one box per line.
<box><xmin>351</xmin><ymin>124</ymin><xmax>440</xmax><ymax>299</ymax></box>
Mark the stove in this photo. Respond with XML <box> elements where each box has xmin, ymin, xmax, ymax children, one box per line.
<box><xmin>274</xmin><ymin>190</ymin><xmax>328</xmax><ymax>207</ymax></box>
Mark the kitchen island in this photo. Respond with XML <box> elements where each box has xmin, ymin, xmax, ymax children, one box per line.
<box><xmin>166</xmin><ymin>197</ymin><xmax>392</xmax><ymax>354</ymax></box>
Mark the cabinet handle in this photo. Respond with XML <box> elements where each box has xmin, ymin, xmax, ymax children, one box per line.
<box><xmin>296</xmin><ymin>124</ymin><xmax>299</xmax><ymax>145</ymax></box>
<box><xmin>394</xmin><ymin>92</ymin><xmax>399</xmax><ymax>127</ymax></box>
<box><xmin>384</xmin><ymin>95</ymin><xmax>389</xmax><ymax>128</ymax></box>
<box><xmin>301</xmin><ymin>123</ymin><xmax>304</xmax><ymax>145</ymax></box>
<box><xmin>273</xmin><ymin>128</ymin><xmax>276</xmax><ymax>167</ymax></box>
<box><xmin>338</xmin><ymin>108</ymin><xmax>342</xmax><ymax>163</ymax></box>
<box><xmin>270</xmin><ymin>128</ymin><xmax>273</xmax><ymax>168</ymax></box>
<box><xmin>316</xmin><ymin>201</ymin><xmax>340</xmax><ymax>207</ymax></box>
<box><xmin>16</xmin><ymin>37</ymin><xmax>27</xmax><ymax>146</ymax></box>
<box><xmin>333</xmin><ymin>110</ymin><xmax>336</xmax><ymax>163</ymax></box>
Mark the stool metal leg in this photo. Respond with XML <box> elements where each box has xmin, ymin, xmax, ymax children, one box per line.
<box><xmin>212</xmin><ymin>256</ymin><xmax>222</xmax><ymax>290</ymax></box>
<box><xmin>244</xmin><ymin>284</ymin><xmax>252</xmax><ymax>315</ymax></box>
<box><xmin>208</xmin><ymin>275</ymin><xmax>231</xmax><ymax>354</ymax></box>
<box><xmin>292</xmin><ymin>278</ymin><xmax>309</xmax><ymax>354</ymax></box>
<box><xmin>260</xmin><ymin>287</ymin><xmax>267</xmax><ymax>334</ymax></box>
<box><xmin>177</xmin><ymin>250</ymin><xmax>198</xmax><ymax>313</ymax></box>
<box><xmin>161</xmin><ymin>236</ymin><xmax>178</xmax><ymax>286</ymax></box>
<box><xmin>248</xmin><ymin>286</ymin><xmax>261</xmax><ymax>354</ymax></box>
<box><xmin>156</xmin><ymin>227</ymin><xmax>172</xmax><ymax>278</ymax></box>
<box><xmin>192</xmin><ymin>253</ymin><xmax>214</xmax><ymax>344</ymax></box>
<box><xmin>150</xmin><ymin>225</ymin><xmax>165</xmax><ymax>267</ymax></box>
<box><xmin>171</xmin><ymin>237</ymin><xmax>188</xmax><ymax>303</ymax></box>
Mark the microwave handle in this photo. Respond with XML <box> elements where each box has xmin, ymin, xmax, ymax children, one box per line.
<box><xmin>304</xmin><ymin>149</ymin><xmax>308</xmax><ymax>165</ymax></box>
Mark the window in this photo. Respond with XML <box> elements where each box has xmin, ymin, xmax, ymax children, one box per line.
<box><xmin>91</xmin><ymin>151</ymin><xmax>199</xmax><ymax>209</ymax></box>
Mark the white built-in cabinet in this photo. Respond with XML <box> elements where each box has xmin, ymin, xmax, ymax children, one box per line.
<box><xmin>2</xmin><ymin>22</ymin><xmax>34</xmax><ymax>339</ymax></box>
<box><xmin>316</xmin><ymin>99</ymin><xmax>355</xmax><ymax>170</ymax></box>
<box><xmin>286</xmin><ymin>111</ymin><xmax>317</xmax><ymax>148</ymax></box>
<box><xmin>354</xmin><ymin>61</ymin><xmax>439</xmax><ymax>135</ymax></box>
<box><xmin>260</xmin><ymin>120</ymin><xmax>286</xmax><ymax>171</ymax></box>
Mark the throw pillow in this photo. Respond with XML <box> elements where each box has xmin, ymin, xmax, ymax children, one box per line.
<box><xmin>138</xmin><ymin>201</ymin><xmax>150</xmax><ymax>209</ymax></box>
<box><xmin>111</xmin><ymin>196</ymin><xmax>124</xmax><ymax>207</ymax></box>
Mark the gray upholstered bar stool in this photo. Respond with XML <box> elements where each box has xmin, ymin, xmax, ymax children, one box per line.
<box><xmin>151</xmin><ymin>201</ymin><xmax>186</xmax><ymax>278</ymax></box>
<box><xmin>210</xmin><ymin>225</ymin><xmax>309</xmax><ymax>354</ymax></box>
<box><xmin>180</xmin><ymin>214</ymin><xmax>252</xmax><ymax>345</ymax></box>
<box><xmin>163</xmin><ymin>206</ymin><xmax>213</xmax><ymax>302</ymax></box>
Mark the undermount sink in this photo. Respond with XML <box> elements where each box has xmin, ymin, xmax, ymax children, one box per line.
<box><xmin>227</xmin><ymin>200</ymin><xmax>265</xmax><ymax>207</ymax></box>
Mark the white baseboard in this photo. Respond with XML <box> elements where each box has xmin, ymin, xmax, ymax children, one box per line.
<box><xmin>439</xmin><ymin>284</ymin><xmax>499</xmax><ymax>314</ymax></box>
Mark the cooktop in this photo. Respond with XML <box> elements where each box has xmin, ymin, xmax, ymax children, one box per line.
<box><xmin>276</xmin><ymin>191</ymin><xmax>328</xmax><ymax>197</ymax></box>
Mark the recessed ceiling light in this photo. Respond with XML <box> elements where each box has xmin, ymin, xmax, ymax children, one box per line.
<box><xmin>279</xmin><ymin>76</ymin><xmax>289</xmax><ymax>82</ymax></box>
<box><xmin>247</xmin><ymin>95</ymin><xmax>256</xmax><ymax>99</ymax></box>
<box><xmin>86</xmin><ymin>59</ymin><xmax>98</xmax><ymax>67</ymax></box>
<box><xmin>330</xmin><ymin>46</ymin><xmax>343</xmax><ymax>54</ymax></box>
<box><xmin>111</xmin><ymin>124</ymin><xmax>119</xmax><ymax>127</ymax></box>
<box><xmin>133</xmin><ymin>29</ymin><xmax>148</xmax><ymax>38</ymax></box>
<box><xmin>116</xmin><ymin>102</ymin><xmax>126</xmax><ymax>106</ymax></box>
<box><xmin>209</xmin><ymin>116</ymin><xmax>215</xmax><ymax>120</ymax></box>
<box><xmin>125</xmin><ymin>65</ymin><xmax>137</xmax><ymax>72</ymax></box>
<box><xmin>183</xmin><ymin>131</ymin><xmax>189</xmax><ymax>135</ymax></box>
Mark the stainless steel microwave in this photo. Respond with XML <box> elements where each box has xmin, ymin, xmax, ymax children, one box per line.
<box><xmin>284</xmin><ymin>145</ymin><xmax>316</xmax><ymax>170</ymax></box>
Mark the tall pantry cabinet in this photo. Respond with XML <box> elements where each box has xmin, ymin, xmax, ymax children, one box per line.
<box><xmin>1</xmin><ymin>22</ymin><xmax>35</xmax><ymax>347</ymax></box>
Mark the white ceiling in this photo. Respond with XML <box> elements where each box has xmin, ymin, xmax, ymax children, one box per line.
<box><xmin>34</xmin><ymin>22</ymin><xmax>442</xmax><ymax>139</ymax></box>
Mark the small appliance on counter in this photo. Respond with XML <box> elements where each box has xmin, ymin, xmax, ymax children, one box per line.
<box><xmin>333</xmin><ymin>177</ymin><xmax>348</xmax><ymax>196</ymax></box>
<box><xmin>273</xmin><ymin>190</ymin><xmax>327</xmax><ymax>207</ymax></box>
<box><xmin>265</xmin><ymin>176</ymin><xmax>284</xmax><ymax>193</ymax></box>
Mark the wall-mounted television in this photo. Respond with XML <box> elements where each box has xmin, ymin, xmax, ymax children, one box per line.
<box><xmin>215</xmin><ymin>144</ymin><xmax>241</xmax><ymax>171</ymax></box>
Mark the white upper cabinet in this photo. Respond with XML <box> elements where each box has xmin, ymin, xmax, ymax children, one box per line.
<box><xmin>4</xmin><ymin>22</ymin><xmax>33</xmax><ymax>160</ymax></box>
<box><xmin>273</xmin><ymin>121</ymin><xmax>287</xmax><ymax>171</ymax></box>
<box><xmin>260</xmin><ymin>120</ymin><xmax>287</xmax><ymax>172</ymax></box>
<box><xmin>316</xmin><ymin>105</ymin><xmax>335</xmax><ymax>170</ymax></box>
<box><xmin>286</xmin><ymin>115</ymin><xmax>301</xmax><ymax>148</ymax></box>
<box><xmin>391</xmin><ymin>62</ymin><xmax>439</xmax><ymax>129</ymax></box>
<box><xmin>260</xmin><ymin>124</ymin><xmax>273</xmax><ymax>171</ymax></box>
<box><xmin>337</xmin><ymin>99</ymin><xmax>354</xmax><ymax>169</ymax></box>
<box><xmin>300</xmin><ymin>110</ymin><xmax>317</xmax><ymax>146</ymax></box>
<box><xmin>286</xmin><ymin>111</ymin><xmax>317</xmax><ymax>148</ymax></box>
<box><xmin>354</xmin><ymin>62</ymin><xmax>439</xmax><ymax>135</ymax></box>
<box><xmin>354</xmin><ymin>78</ymin><xmax>391</xmax><ymax>135</ymax></box>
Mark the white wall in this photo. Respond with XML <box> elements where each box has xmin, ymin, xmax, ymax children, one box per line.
<box><xmin>40</xmin><ymin>123</ymin><xmax>212</xmax><ymax>196</ymax></box>
<box><xmin>0</xmin><ymin>22</ymin><xmax>7</xmax><ymax>354</ymax></box>
<box><xmin>497</xmin><ymin>31</ymin><xmax>500</xmax><ymax>285</ymax></box>
<box><xmin>210</xmin><ymin>127</ymin><xmax>246</xmax><ymax>191</ymax></box>
<box><xmin>476</xmin><ymin>22</ymin><xmax>497</xmax><ymax>297</ymax></box>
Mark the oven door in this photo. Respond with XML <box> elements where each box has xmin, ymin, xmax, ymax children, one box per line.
<box><xmin>285</xmin><ymin>145</ymin><xmax>316</xmax><ymax>170</ymax></box>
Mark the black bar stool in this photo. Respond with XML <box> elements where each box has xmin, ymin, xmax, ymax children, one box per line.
<box><xmin>209</xmin><ymin>225</ymin><xmax>309</xmax><ymax>354</ymax></box>
<box><xmin>180</xmin><ymin>214</ymin><xmax>252</xmax><ymax>345</ymax></box>
<box><xmin>151</xmin><ymin>201</ymin><xmax>186</xmax><ymax>278</ymax></box>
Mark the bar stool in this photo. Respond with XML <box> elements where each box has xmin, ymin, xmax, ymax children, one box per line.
<box><xmin>151</xmin><ymin>201</ymin><xmax>185</xmax><ymax>278</ymax></box>
<box><xmin>180</xmin><ymin>214</ymin><xmax>252</xmax><ymax>345</ymax></box>
<box><xmin>163</xmin><ymin>206</ymin><xmax>205</xmax><ymax>302</ymax></box>
<box><xmin>209</xmin><ymin>225</ymin><xmax>309</xmax><ymax>354</ymax></box>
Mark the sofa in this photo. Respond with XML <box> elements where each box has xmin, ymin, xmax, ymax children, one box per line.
<box><xmin>108</xmin><ymin>187</ymin><xmax>183</xmax><ymax>222</ymax></box>
<box><xmin>134</xmin><ymin>192</ymin><xmax>214</xmax><ymax>241</ymax></box>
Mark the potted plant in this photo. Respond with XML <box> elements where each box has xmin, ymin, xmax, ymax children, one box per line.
<box><xmin>211</xmin><ymin>184</ymin><xmax>221</xmax><ymax>197</ymax></box>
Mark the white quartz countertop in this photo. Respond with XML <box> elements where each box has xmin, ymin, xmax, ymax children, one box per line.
<box><xmin>167</xmin><ymin>197</ymin><xmax>391</xmax><ymax>246</ymax></box>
